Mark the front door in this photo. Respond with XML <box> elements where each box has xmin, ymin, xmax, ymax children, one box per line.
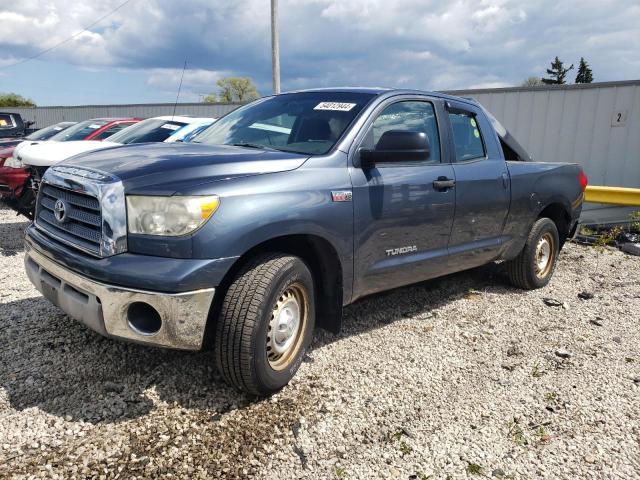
<box><xmin>351</xmin><ymin>98</ymin><xmax>456</xmax><ymax>299</ymax></box>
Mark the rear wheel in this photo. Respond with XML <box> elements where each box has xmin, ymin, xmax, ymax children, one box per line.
<box><xmin>505</xmin><ymin>218</ymin><xmax>560</xmax><ymax>289</ymax></box>
<box><xmin>214</xmin><ymin>254</ymin><xmax>315</xmax><ymax>395</ymax></box>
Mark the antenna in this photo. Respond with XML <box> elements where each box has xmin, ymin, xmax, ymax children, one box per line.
<box><xmin>172</xmin><ymin>59</ymin><xmax>188</xmax><ymax>120</ymax></box>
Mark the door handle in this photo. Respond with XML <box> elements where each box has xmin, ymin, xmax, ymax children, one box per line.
<box><xmin>501</xmin><ymin>172</ymin><xmax>509</xmax><ymax>189</ymax></box>
<box><xmin>433</xmin><ymin>177</ymin><xmax>456</xmax><ymax>191</ymax></box>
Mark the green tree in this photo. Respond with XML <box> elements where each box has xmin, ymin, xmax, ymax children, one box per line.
<box><xmin>203</xmin><ymin>77</ymin><xmax>259</xmax><ymax>103</ymax></box>
<box><xmin>575</xmin><ymin>57</ymin><xmax>594</xmax><ymax>83</ymax></box>
<box><xmin>0</xmin><ymin>93</ymin><xmax>36</xmax><ymax>107</ymax></box>
<box><xmin>521</xmin><ymin>76</ymin><xmax>543</xmax><ymax>87</ymax></box>
<box><xmin>202</xmin><ymin>93</ymin><xmax>218</xmax><ymax>103</ymax></box>
<box><xmin>541</xmin><ymin>57</ymin><xmax>574</xmax><ymax>85</ymax></box>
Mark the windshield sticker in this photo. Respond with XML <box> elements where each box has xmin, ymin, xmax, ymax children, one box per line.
<box><xmin>53</xmin><ymin>127</ymin><xmax>64</xmax><ymax>130</ymax></box>
<box><xmin>161</xmin><ymin>124</ymin><xmax>181</xmax><ymax>130</ymax></box>
<box><xmin>314</xmin><ymin>102</ymin><xmax>357</xmax><ymax>112</ymax></box>
<box><xmin>473</xmin><ymin>129</ymin><xmax>480</xmax><ymax>138</ymax></box>
<box><xmin>470</xmin><ymin>118</ymin><xmax>477</xmax><ymax>128</ymax></box>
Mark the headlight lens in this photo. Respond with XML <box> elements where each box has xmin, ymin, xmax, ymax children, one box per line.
<box><xmin>4</xmin><ymin>156</ymin><xmax>23</xmax><ymax>168</ymax></box>
<box><xmin>126</xmin><ymin>195</ymin><xmax>220</xmax><ymax>236</ymax></box>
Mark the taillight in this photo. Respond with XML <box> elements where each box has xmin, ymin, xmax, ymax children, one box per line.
<box><xmin>579</xmin><ymin>171</ymin><xmax>588</xmax><ymax>192</ymax></box>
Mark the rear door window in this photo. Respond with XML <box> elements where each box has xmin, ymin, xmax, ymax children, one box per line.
<box><xmin>448</xmin><ymin>112</ymin><xmax>486</xmax><ymax>161</ymax></box>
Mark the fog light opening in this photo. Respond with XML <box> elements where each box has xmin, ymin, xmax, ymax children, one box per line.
<box><xmin>127</xmin><ymin>302</ymin><xmax>162</xmax><ymax>336</ymax></box>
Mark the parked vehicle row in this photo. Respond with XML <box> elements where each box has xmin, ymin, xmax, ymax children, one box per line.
<box><xmin>0</xmin><ymin>116</ymin><xmax>216</xmax><ymax>218</ymax></box>
<box><xmin>21</xmin><ymin>88</ymin><xmax>587</xmax><ymax>395</ymax></box>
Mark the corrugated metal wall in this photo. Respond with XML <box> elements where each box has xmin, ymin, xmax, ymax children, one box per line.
<box><xmin>446</xmin><ymin>80</ymin><xmax>640</xmax><ymax>223</ymax></box>
<box><xmin>9</xmin><ymin>102</ymin><xmax>242</xmax><ymax>127</ymax></box>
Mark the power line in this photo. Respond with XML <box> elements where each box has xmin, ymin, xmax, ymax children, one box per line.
<box><xmin>1</xmin><ymin>0</ymin><xmax>137</xmax><ymax>70</ymax></box>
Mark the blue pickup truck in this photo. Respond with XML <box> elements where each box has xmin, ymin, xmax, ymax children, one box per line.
<box><xmin>24</xmin><ymin>88</ymin><xmax>586</xmax><ymax>394</ymax></box>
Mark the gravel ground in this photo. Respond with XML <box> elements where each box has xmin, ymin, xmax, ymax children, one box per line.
<box><xmin>0</xmin><ymin>204</ymin><xmax>639</xmax><ymax>479</ymax></box>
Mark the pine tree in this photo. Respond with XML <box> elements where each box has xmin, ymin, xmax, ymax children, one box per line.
<box><xmin>575</xmin><ymin>57</ymin><xmax>594</xmax><ymax>83</ymax></box>
<box><xmin>541</xmin><ymin>57</ymin><xmax>574</xmax><ymax>85</ymax></box>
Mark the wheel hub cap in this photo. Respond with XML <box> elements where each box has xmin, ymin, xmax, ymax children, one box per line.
<box><xmin>535</xmin><ymin>233</ymin><xmax>554</xmax><ymax>277</ymax></box>
<box><xmin>272</xmin><ymin>300</ymin><xmax>300</xmax><ymax>354</ymax></box>
<box><xmin>267</xmin><ymin>284</ymin><xmax>308</xmax><ymax>370</ymax></box>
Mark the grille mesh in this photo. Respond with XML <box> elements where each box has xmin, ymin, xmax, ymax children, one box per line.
<box><xmin>37</xmin><ymin>184</ymin><xmax>102</xmax><ymax>255</ymax></box>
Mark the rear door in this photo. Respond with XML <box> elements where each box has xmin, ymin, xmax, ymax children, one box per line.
<box><xmin>351</xmin><ymin>96</ymin><xmax>456</xmax><ymax>298</ymax></box>
<box><xmin>445</xmin><ymin>101</ymin><xmax>511</xmax><ymax>267</ymax></box>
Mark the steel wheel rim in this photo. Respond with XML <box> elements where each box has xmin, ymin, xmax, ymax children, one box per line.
<box><xmin>267</xmin><ymin>282</ymin><xmax>308</xmax><ymax>371</ymax></box>
<box><xmin>535</xmin><ymin>232</ymin><xmax>555</xmax><ymax>278</ymax></box>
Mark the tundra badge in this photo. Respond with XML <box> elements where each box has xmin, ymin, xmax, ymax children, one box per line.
<box><xmin>385</xmin><ymin>246</ymin><xmax>417</xmax><ymax>256</ymax></box>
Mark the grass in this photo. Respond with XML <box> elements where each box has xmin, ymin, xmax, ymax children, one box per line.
<box><xmin>532</xmin><ymin>362</ymin><xmax>544</xmax><ymax>378</ymax></box>
<box><xmin>508</xmin><ymin>418</ymin><xmax>527</xmax><ymax>446</ymax></box>
<box><xmin>465</xmin><ymin>463</ymin><xmax>484</xmax><ymax>475</ymax></box>
<box><xmin>334</xmin><ymin>466</ymin><xmax>349</xmax><ymax>479</ymax></box>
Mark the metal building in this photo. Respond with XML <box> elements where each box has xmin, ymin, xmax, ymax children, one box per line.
<box><xmin>9</xmin><ymin>102</ymin><xmax>242</xmax><ymax>127</ymax></box>
<box><xmin>447</xmin><ymin>80</ymin><xmax>640</xmax><ymax>224</ymax></box>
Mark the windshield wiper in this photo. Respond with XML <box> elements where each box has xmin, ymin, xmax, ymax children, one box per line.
<box><xmin>231</xmin><ymin>142</ymin><xmax>278</xmax><ymax>151</ymax></box>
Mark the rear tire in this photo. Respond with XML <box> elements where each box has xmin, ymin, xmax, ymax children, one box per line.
<box><xmin>505</xmin><ymin>218</ymin><xmax>560</xmax><ymax>290</ymax></box>
<box><xmin>214</xmin><ymin>254</ymin><xmax>315</xmax><ymax>395</ymax></box>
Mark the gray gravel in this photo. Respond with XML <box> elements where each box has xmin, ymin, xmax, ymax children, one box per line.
<box><xmin>1</xmin><ymin>204</ymin><xmax>639</xmax><ymax>479</ymax></box>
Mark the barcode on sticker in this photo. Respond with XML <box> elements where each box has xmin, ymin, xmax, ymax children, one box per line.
<box><xmin>314</xmin><ymin>102</ymin><xmax>357</xmax><ymax>112</ymax></box>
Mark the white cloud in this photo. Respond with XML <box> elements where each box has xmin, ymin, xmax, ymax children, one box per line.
<box><xmin>0</xmin><ymin>0</ymin><xmax>638</xmax><ymax>97</ymax></box>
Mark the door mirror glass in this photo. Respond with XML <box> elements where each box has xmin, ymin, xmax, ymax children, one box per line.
<box><xmin>360</xmin><ymin>130</ymin><xmax>430</xmax><ymax>167</ymax></box>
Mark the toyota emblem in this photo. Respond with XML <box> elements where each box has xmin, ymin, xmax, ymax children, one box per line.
<box><xmin>53</xmin><ymin>199</ymin><xmax>68</xmax><ymax>223</ymax></box>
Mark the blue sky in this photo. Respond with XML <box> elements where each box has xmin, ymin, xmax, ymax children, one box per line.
<box><xmin>1</xmin><ymin>0</ymin><xmax>639</xmax><ymax>106</ymax></box>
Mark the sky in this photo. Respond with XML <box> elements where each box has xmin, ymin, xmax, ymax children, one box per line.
<box><xmin>0</xmin><ymin>0</ymin><xmax>638</xmax><ymax>106</ymax></box>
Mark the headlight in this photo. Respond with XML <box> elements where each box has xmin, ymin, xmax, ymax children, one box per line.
<box><xmin>4</xmin><ymin>156</ymin><xmax>23</xmax><ymax>168</ymax></box>
<box><xmin>126</xmin><ymin>195</ymin><xmax>220</xmax><ymax>236</ymax></box>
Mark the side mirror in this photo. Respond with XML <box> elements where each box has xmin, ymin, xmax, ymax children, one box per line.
<box><xmin>359</xmin><ymin>130</ymin><xmax>430</xmax><ymax>169</ymax></box>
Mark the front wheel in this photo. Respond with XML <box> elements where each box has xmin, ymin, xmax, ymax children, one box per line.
<box><xmin>505</xmin><ymin>217</ymin><xmax>560</xmax><ymax>290</ymax></box>
<box><xmin>214</xmin><ymin>254</ymin><xmax>315</xmax><ymax>395</ymax></box>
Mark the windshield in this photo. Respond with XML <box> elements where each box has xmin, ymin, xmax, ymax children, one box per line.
<box><xmin>106</xmin><ymin>118</ymin><xmax>188</xmax><ymax>144</ymax></box>
<box><xmin>49</xmin><ymin>120</ymin><xmax>109</xmax><ymax>141</ymax></box>
<box><xmin>25</xmin><ymin>122</ymin><xmax>76</xmax><ymax>141</ymax></box>
<box><xmin>194</xmin><ymin>92</ymin><xmax>375</xmax><ymax>154</ymax></box>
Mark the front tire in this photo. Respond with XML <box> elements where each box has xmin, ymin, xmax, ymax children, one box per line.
<box><xmin>214</xmin><ymin>254</ymin><xmax>315</xmax><ymax>395</ymax></box>
<box><xmin>505</xmin><ymin>217</ymin><xmax>560</xmax><ymax>290</ymax></box>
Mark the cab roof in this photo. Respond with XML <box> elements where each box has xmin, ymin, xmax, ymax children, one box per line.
<box><xmin>285</xmin><ymin>87</ymin><xmax>480</xmax><ymax>108</ymax></box>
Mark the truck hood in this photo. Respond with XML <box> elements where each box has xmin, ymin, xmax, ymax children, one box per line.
<box><xmin>19</xmin><ymin>140</ymin><xmax>120</xmax><ymax>167</ymax></box>
<box><xmin>60</xmin><ymin>143</ymin><xmax>310</xmax><ymax>195</ymax></box>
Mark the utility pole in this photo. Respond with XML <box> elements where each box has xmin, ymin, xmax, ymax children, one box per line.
<box><xmin>271</xmin><ymin>0</ymin><xmax>281</xmax><ymax>94</ymax></box>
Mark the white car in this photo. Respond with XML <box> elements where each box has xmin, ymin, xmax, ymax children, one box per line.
<box><xmin>14</xmin><ymin>116</ymin><xmax>215</xmax><ymax>169</ymax></box>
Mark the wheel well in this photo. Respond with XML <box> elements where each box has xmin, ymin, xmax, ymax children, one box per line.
<box><xmin>208</xmin><ymin>235</ymin><xmax>344</xmax><ymax>340</ymax></box>
<box><xmin>538</xmin><ymin>203</ymin><xmax>570</xmax><ymax>245</ymax></box>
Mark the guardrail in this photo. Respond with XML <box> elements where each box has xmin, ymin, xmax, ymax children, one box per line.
<box><xmin>585</xmin><ymin>186</ymin><xmax>640</xmax><ymax>207</ymax></box>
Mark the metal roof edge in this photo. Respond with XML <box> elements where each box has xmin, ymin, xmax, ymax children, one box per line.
<box><xmin>442</xmin><ymin>79</ymin><xmax>640</xmax><ymax>96</ymax></box>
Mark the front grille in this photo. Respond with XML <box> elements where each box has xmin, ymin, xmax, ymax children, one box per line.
<box><xmin>36</xmin><ymin>184</ymin><xmax>102</xmax><ymax>255</ymax></box>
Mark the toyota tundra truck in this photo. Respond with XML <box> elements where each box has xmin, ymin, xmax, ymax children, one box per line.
<box><xmin>23</xmin><ymin>88</ymin><xmax>587</xmax><ymax>395</ymax></box>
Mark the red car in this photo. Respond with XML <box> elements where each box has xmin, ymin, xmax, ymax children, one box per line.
<box><xmin>0</xmin><ymin>117</ymin><xmax>141</xmax><ymax>218</ymax></box>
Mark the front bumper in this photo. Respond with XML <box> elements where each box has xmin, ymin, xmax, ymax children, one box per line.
<box><xmin>25</xmin><ymin>244</ymin><xmax>215</xmax><ymax>350</ymax></box>
<box><xmin>0</xmin><ymin>166</ymin><xmax>29</xmax><ymax>198</ymax></box>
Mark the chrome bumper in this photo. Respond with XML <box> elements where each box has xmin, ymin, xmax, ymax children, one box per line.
<box><xmin>24</xmin><ymin>246</ymin><xmax>215</xmax><ymax>350</ymax></box>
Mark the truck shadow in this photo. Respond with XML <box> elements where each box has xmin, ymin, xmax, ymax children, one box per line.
<box><xmin>0</xmin><ymin>263</ymin><xmax>519</xmax><ymax>425</ymax></box>
<box><xmin>0</xmin><ymin>216</ymin><xmax>29</xmax><ymax>256</ymax></box>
